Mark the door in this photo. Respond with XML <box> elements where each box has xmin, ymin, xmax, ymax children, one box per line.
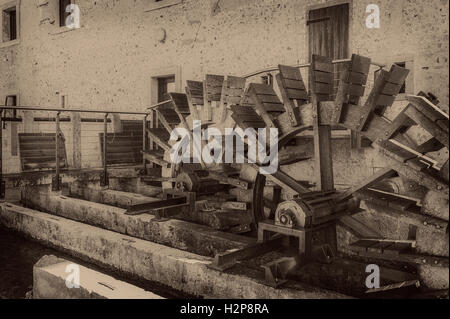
<box><xmin>308</xmin><ymin>3</ymin><xmax>349</xmax><ymax>99</ymax></box>
<box><xmin>157</xmin><ymin>76</ymin><xmax>176</xmax><ymax>103</ymax></box>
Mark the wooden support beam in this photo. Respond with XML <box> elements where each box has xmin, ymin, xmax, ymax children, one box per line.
<box><xmin>404</xmin><ymin>103</ymin><xmax>449</xmax><ymax>148</ymax></box>
<box><xmin>338</xmin><ymin>215</ymin><xmax>382</xmax><ymax>239</ymax></box>
<box><xmin>311</xmin><ymin>55</ymin><xmax>335</xmax><ymax>192</ymax></box>
<box><xmin>335</xmin><ymin>168</ymin><xmax>397</xmax><ymax>203</ymax></box>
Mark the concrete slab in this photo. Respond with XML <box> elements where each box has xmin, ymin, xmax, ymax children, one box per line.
<box><xmin>33</xmin><ymin>255</ymin><xmax>164</xmax><ymax>299</ymax></box>
<box><xmin>22</xmin><ymin>189</ymin><xmax>254</xmax><ymax>257</ymax></box>
<box><xmin>69</xmin><ymin>185</ymin><xmax>253</xmax><ymax>230</ymax></box>
<box><xmin>0</xmin><ymin>203</ymin><xmax>349</xmax><ymax>299</ymax></box>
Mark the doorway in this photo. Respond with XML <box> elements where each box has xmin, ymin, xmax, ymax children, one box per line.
<box><xmin>308</xmin><ymin>2</ymin><xmax>350</xmax><ymax>99</ymax></box>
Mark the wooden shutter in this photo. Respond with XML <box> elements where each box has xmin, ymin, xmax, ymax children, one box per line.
<box><xmin>308</xmin><ymin>3</ymin><xmax>349</xmax><ymax>98</ymax></box>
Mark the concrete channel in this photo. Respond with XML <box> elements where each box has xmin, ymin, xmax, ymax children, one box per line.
<box><xmin>0</xmin><ymin>202</ymin><xmax>348</xmax><ymax>299</ymax></box>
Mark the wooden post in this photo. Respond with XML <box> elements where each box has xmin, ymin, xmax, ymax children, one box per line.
<box><xmin>101</xmin><ymin>113</ymin><xmax>109</xmax><ymax>187</ymax></box>
<box><xmin>310</xmin><ymin>55</ymin><xmax>337</xmax><ymax>255</ymax></box>
<box><xmin>112</xmin><ymin>114</ymin><xmax>122</xmax><ymax>133</ymax></box>
<box><xmin>310</xmin><ymin>55</ymin><xmax>335</xmax><ymax>192</ymax></box>
<box><xmin>52</xmin><ymin>112</ymin><xmax>61</xmax><ymax>192</ymax></box>
<box><xmin>72</xmin><ymin>112</ymin><xmax>82</xmax><ymax>169</ymax></box>
<box><xmin>0</xmin><ymin>109</ymin><xmax>4</xmax><ymax>199</ymax></box>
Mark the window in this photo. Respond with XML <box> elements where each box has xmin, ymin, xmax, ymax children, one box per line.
<box><xmin>2</xmin><ymin>6</ymin><xmax>17</xmax><ymax>42</ymax></box>
<box><xmin>59</xmin><ymin>0</ymin><xmax>72</xmax><ymax>27</ymax></box>
<box><xmin>146</xmin><ymin>0</ymin><xmax>182</xmax><ymax>12</ymax></box>
<box><xmin>394</xmin><ymin>62</ymin><xmax>406</xmax><ymax>94</ymax></box>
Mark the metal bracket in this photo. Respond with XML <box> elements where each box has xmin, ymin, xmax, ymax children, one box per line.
<box><xmin>208</xmin><ymin>237</ymin><xmax>283</xmax><ymax>271</ymax></box>
<box><xmin>51</xmin><ymin>175</ymin><xmax>62</xmax><ymax>192</ymax></box>
<box><xmin>100</xmin><ymin>171</ymin><xmax>109</xmax><ymax>187</ymax></box>
<box><xmin>311</xmin><ymin>244</ymin><xmax>335</xmax><ymax>264</ymax></box>
<box><xmin>0</xmin><ymin>180</ymin><xmax>5</xmax><ymax>199</ymax></box>
<box><xmin>262</xmin><ymin>257</ymin><xmax>297</xmax><ymax>288</ymax></box>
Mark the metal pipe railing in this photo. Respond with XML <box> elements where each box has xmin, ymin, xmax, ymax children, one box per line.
<box><xmin>0</xmin><ymin>106</ymin><xmax>154</xmax><ymax>197</ymax></box>
<box><xmin>0</xmin><ymin>106</ymin><xmax>149</xmax><ymax>115</ymax></box>
<box><xmin>243</xmin><ymin>58</ymin><xmax>385</xmax><ymax>79</ymax></box>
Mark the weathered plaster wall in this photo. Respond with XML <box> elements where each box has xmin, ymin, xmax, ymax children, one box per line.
<box><xmin>1</xmin><ymin>0</ymin><xmax>448</xmax><ymax>110</ymax></box>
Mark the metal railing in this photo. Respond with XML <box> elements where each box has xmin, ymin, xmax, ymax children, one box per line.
<box><xmin>243</xmin><ymin>58</ymin><xmax>385</xmax><ymax>79</ymax></box>
<box><xmin>0</xmin><ymin>106</ymin><xmax>153</xmax><ymax>196</ymax></box>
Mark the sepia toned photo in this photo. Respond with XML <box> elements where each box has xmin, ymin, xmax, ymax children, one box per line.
<box><xmin>0</xmin><ymin>0</ymin><xmax>448</xmax><ymax>306</ymax></box>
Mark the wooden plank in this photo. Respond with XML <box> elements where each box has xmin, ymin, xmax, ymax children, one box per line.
<box><xmin>406</xmin><ymin>95</ymin><xmax>449</xmax><ymax>130</ymax></box>
<box><xmin>313</xmin><ymin>71</ymin><xmax>333</xmax><ymax>84</ymax></box>
<box><xmin>347</xmin><ymin>84</ymin><xmax>365</xmax><ymax>97</ymax></box>
<box><xmin>348</xmin><ymin>71</ymin><xmax>368</xmax><ymax>85</ymax></box>
<box><xmin>405</xmin><ymin>104</ymin><xmax>449</xmax><ymax>148</ymax></box>
<box><xmin>146</xmin><ymin>128</ymin><xmax>171</xmax><ymax>151</ymax></box>
<box><xmin>314</xmin><ymin>62</ymin><xmax>334</xmax><ymax>73</ymax></box>
<box><xmin>314</xmin><ymin>125</ymin><xmax>334</xmax><ymax>191</ymax></box>
<box><xmin>283</xmin><ymin>79</ymin><xmax>307</xmax><ymax>91</ymax></box>
<box><xmin>278</xmin><ymin>64</ymin><xmax>303</xmax><ymax>81</ymax></box>
<box><xmin>286</xmin><ymin>89</ymin><xmax>308</xmax><ymax>100</ymax></box>
<box><xmin>247</xmin><ymin>84</ymin><xmax>281</xmax><ymax>128</ymax></box>
<box><xmin>383</xmin><ymin>242</ymin><xmax>412</xmax><ymax>255</ymax></box>
<box><xmin>357</xmin><ymin>189</ymin><xmax>418</xmax><ymax>212</ymax></box>
<box><xmin>383</xmin><ymin>110</ymin><xmax>416</xmax><ymax>140</ymax></box>
<box><xmin>169</xmin><ymin>92</ymin><xmax>190</xmax><ymax>114</ymax></box>
<box><xmin>335</xmin><ymin>168</ymin><xmax>397</xmax><ymax>202</ymax></box>
<box><xmin>143</xmin><ymin>150</ymin><xmax>170</xmax><ymax>167</ymax></box>
<box><xmin>264</xmin><ymin>169</ymin><xmax>310</xmax><ymax>196</ymax></box>
<box><xmin>275</xmin><ymin>72</ymin><xmax>304</xmax><ymax>127</ymax></box>
<box><xmin>387</xmin><ymin>64</ymin><xmax>410</xmax><ymax>85</ymax></box>
<box><xmin>262</xmin><ymin>102</ymin><xmax>285</xmax><ymax>113</ymax></box>
<box><xmin>349</xmin><ymin>54</ymin><xmax>371</xmax><ymax>74</ymax></box>
<box><xmin>376</xmin><ymin>94</ymin><xmax>396</xmax><ymax>107</ymax></box>
<box><xmin>358</xmin><ymin>70</ymin><xmax>390</xmax><ymax>130</ymax></box>
<box><xmin>205</xmin><ymin>74</ymin><xmax>225</xmax><ymax>88</ymax></box>
<box><xmin>416</xmin><ymin>137</ymin><xmax>444</xmax><ymax>154</ymax></box>
<box><xmin>20</xmin><ymin>148</ymin><xmax>65</xmax><ymax>157</ymax></box>
<box><xmin>313</xmin><ymin>83</ymin><xmax>333</xmax><ymax>95</ymax></box>
<box><xmin>338</xmin><ymin>215</ymin><xmax>382</xmax><ymax>239</ymax></box>
<box><xmin>373</xmin><ymin>143</ymin><xmax>448</xmax><ymax>195</ymax></box>
<box><xmin>226</xmin><ymin>75</ymin><xmax>246</xmax><ymax>89</ymax></box>
<box><xmin>382</xmin><ymin>82</ymin><xmax>402</xmax><ymax>96</ymax></box>
<box><xmin>388</xmin><ymin>139</ymin><xmax>439</xmax><ymax>168</ymax></box>
<box><xmin>258</xmin><ymin>94</ymin><xmax>283</xmax><ymax>104</ymax></box>
<box><xmin>350</xmin><ymin>240</ymin><xmax>378</xmax><ymax>252</ymax></box>
<box><xmin>333</xmin><ymin>70</ymin><xmax>350</xmax><ymax>123</ymax></box>
<box><xmin>367</xmin><ymin>241</ymin><xmax>396</xmax><ymax>254</ymax></box>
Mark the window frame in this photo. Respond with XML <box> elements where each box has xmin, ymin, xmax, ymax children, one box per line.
<box><xmin>0</xmin><ymin>0</ymin><xmax>20</xmax><ymax>48</ymax></box>
<box><xmin>58</xmin><ymin>0</ymin><xmax>75</xmax><ymax>29</ymax></box>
